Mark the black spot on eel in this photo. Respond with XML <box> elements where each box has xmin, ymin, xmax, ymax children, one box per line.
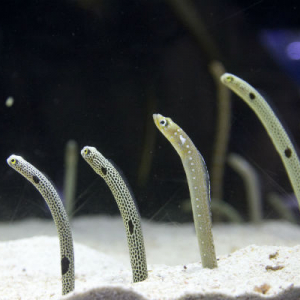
<box><xmin>221</xmin><ymin>73</ymin><xmax>300</xmax><ymax>209</ymax></box>
<box><xmin>81</xmin><ymin>146</ymin><xmax>148</xmax><ymax>282</ymax></box>
<box><xmin>7</xmin><ymin>155</ymin><xmax>75</xmax><ymax>295</ymax></box>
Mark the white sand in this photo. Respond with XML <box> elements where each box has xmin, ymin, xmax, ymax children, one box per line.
<box><xmin>1</xmin><ymin>216</ymin><xmax>300</xmax><ymax>299</ymax></box>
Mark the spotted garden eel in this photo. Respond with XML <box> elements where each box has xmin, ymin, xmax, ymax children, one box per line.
<box><xmin>81</xmin><ymin>146</ymin><xmax>148</xmax><ymax>282</ymax></box>
<box><xmin>153</xmin><ymin>114</ymin><xmax>217</xmax><ymax>269</ymax></box>
<box><xmin>7</xmin><ymin>155</ymin><xmax>75</xmax><ymax>295</ymax></box>
<box><xmin>220</xmin><ymin>73</ymin><xmax>300</xmax><ymax>209</ymax></box>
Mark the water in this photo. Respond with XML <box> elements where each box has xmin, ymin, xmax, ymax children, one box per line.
<box><xmin>0</xmin><ymin>0</ymin><xmax>299</xmax><ymax>224</ymax></box>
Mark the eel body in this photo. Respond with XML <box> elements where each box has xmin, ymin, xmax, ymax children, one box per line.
<box><xmin>227</xmin><ymin>153</ymin><xmax>262</xmax><ymax>224</ymax></box>
<box><xmin>221</xmin><ymin>73</ymin><xmax>300</xmax><ymax>208</ymax></box>
<box><xmin>7</xmin><ymin>155</ymin><xmax>75</xmax><ymax>295</ymax></box>
<box><xmin>81</xmin><ymin>146</ymin><xmax>148</xmax><ymax>282</ymax></box>
<box><xmin>153</xmin><ymin>114</ymin><xmax>217</xmax><ymax>269</ymax></box>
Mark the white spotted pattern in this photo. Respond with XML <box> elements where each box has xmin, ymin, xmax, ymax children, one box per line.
<box><xmin>179</xmin><ymin>135</ymin><xmax>186</xmax><ymax>145</ymax></box>
<box><xmin>153</xmin><ymin>113</ymin><xmax>217</xmax><ymax>269</ymax></box>
<box><xmin>221</xmin><ymin>73</ymin><xmax>300</xmax><ymax>209</ymax></box>
<box><xmin>7</xmin><ymin>155</ymin><xmax>75</xmax><ymax>295</ymax></box>
<box><xmin>81</xmin><ymin>146</ymin><xmax>148</xmax><ymax>283</ymax></box>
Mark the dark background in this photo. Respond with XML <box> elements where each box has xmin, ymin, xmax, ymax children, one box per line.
<box><xmin>1</xmin><ymin>0</ymin><xmax>300</xmax><ymax>222</ymax></box>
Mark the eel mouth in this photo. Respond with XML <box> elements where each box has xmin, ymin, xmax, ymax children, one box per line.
<box><xmin>152</xmin><ymin>113</ymin><xmax>163</xmax><ymax>128</ymax></box>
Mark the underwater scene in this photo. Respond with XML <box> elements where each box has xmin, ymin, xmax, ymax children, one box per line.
<box><xmin>1</xmin><ymin>1</ymin><xmax>300</xmax><ymax>299</ymax></box>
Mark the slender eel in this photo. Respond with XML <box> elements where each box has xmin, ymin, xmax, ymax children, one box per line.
<box><xmin>221</xmin><ymin>73</ymin><xmax>300</xmax><ymax>209</ymax></box>
<box><xmin>7</xmin><ymin>155</ymin><xmax>75</xmax><ymax>295</ymax></box>
<box><xmin>209</xmin><ymin>61</ymin><xmax>231</xmax><ymax>206</ymax></box>
<box><xmin>64</xmin><ymin>140</ymin><xmax>79</xmax><ymax>219</ymax></box>
<box><xmin>228</xmin><ymin>153</ymin><xmax>262</xmax><ymax>224</ymax></box>
<box><xmin>81</xmin><ymin>146</ymin><xmax>148</xmax><ymax>282</ymax></box>
<box><xmin>153</xmin><ymin>114</ymin><xmax>217</xmax><ymax>269</ymax></box>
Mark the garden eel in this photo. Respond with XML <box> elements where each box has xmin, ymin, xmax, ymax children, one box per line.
<box><xmin>153</xmin><ymin>114</ymin><xmax>217</xmax><ymax>269</ymax></box>
<box><xmin>7</xmin><ymin>155</ymin><xmax>75</xmax><ymax>295</ymax></box>
<box><xmin>228</xmin><ymin>153</ymin><xmax>262</xmax><ymax>224</ymax></box>
<box><xmin>81</xmin><ymin>146</ymin><xmax>148</xmax><ymax>282</ymax></box>
<box><xmin>209</xmin><ymin>61</ymin><xmax>231</xmax><ymax>206</ymax></box>
<box><xmin>64</xmin><ymin>140</ymin><xmax>79</xmax><ymax>219</ymax></box>
<box><xmin>221</xmin><ymin>73</ymin><xmax>300</xmax><ymax>209</ymax></box>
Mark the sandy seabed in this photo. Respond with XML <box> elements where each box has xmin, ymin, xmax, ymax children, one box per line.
<box><xmin>1</xmin><ymin>216</ymin><xmax>300</xmax><ymax>300</ymax></box>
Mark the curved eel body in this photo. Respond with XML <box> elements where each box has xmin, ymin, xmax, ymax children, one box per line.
<box><xmin>228</xmin><ymin>153</ymin><xmax>262</xmax><ymax>224</ymax></box>
<box><xmin>221</xmin><ymin>73</ymin><xmax>300</xmax><ymax>208</ymax></box>
<box><xmin>153</xmin><ymin>114</ymin><xmax>217</xmax><ymax>269</ymax></box>
<box><xmin>81</xmin><ymin>146</ymin><xmax>148</xmax><ymax>282</ymax></box>
<box><xmin>7</xmin><ymin>155</ymin><xmax>75</xmax><ymax>295</ymax></box>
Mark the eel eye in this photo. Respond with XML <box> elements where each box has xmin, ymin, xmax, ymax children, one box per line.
<box><xmin>226</xmin><ymin>76</ymin><xmax>233</xmax><ymax>83</ymax></box>
<box><xmin>160</xmin><ymin>119</ymin><xmax>168</xmax><ymax>127</ymax></box>
<box><xmin>84</xmin><ymin>148</ymin><xmax>90</xmax><ymax>155</ymax></box>
<box><xmin>11</xmin><ymin>158</ymin><xmax>16</xmax><ymax>164</ymax></box>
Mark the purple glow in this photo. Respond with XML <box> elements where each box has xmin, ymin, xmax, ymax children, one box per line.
<box><xmin>286</xmin><ymin>42</ymin><xmax>300</xmax><ymax>60</ymax></box>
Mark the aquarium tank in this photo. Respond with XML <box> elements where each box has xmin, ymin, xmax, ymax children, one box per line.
<box><xmin>0</xmin><ymin>1</ymin><xmax>300</xmax><ymax>299</ymax></box>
